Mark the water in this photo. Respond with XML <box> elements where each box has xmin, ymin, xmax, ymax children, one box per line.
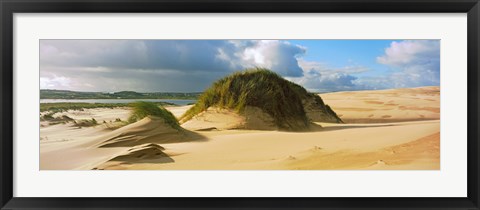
<box><xmin>39</xmin><ymin>99</ymin><xmax>197</xmax><ymax>106</ymax></box>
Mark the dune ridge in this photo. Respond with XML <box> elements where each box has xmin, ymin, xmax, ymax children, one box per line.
<box><xmin>93</xmin><ymin>143</ymin><xmax>174</xmax><ymax>170</ymax></box>
<box><xmin>93</xmin><ymin>116</ymin><xmax>204</xmax><ymax>148</ymax></box>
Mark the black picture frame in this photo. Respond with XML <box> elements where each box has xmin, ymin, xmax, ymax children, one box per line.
<box><xmin>1</xmin><ymin>0</ymin><xmax>479</xmax><ymax>209</ymax></box>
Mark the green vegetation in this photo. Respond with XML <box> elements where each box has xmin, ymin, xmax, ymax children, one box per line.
<box><xmin>325</xmin><ymin>105</ymin><xmax>342</xmax><ymax>123</ymax></box>
<box><xmin>105</xmin><ymin>121</ymin><xmax>129</xmax><ymax>130</ymax></box>
<box><xmin>74</xmin><ymin>118</ymin><xmax>98</xmax><ymax>127</ymax></box>
<box><xmin>40</xmin><ymin>102</ymin><xmax>176</xmax><ymax>114</ymax></box>
<box><xmin>39</xmin><ymin>102</ymin><xmax>180</xmax><ymax>129</ymax></box>
<box><xmin>128</xmin><ymin>101</ymin><xmax>180</xmax><ymax>129</ymax></box>
<box><xmin>40</xmin><ymin>89</ymin><xmax>201</xmax><ymax>100</ymax></box>
<box><xmin>40</xmin><ymin>113</ymin><xmax>55</xmax><ymax>121</ymax></box>
<box><xmin>302</xmin><ymin>93</ymin><xmax>343</xmax><ymax>123</ymax></box>
<box><xmin>40</xmin><ymin>113</ymin><xmax>97</xmax><ymax>127</ymax></box>
<box><xmin>41</xmin><ymin>103</ymin><xmax>126</xmax><ymax>113</ymax></box>
<box><xmin>181</xmin><ymin>68</ymin><xmax>314</xmax><ymax>131</ymax></box>
<box><xmin>101</xmin><ymin>118</ymin><xmax>129</xmax><ymax>130</ymax></box>
<box><xmin>40</xmin><ymin>114</ymin><xmax>74</xmax><ymax>125</ymax></box>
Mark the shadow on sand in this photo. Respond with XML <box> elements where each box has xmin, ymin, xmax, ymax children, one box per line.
<box><xmin>317</xmin><ymin>124</ymin><xmax>395</xmax><ymax>132</ymax></box>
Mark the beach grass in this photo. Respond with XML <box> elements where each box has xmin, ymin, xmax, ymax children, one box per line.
<box><xmin>74</xmin><ymin>118</ymin><xmax>98</xmax><ymax>127</ymax></box>
<box><xmin>180</xmin><ymin>68</ymin><xmax>312</xmax><ymax>131</ymax></box>
<box><xmin>40</xmin><ymin>102</ymin><xmax>176</xmax><ymax>114</ymax></box>
<box><xmin>128</xmin><ymin>101</ymin><xmax>180</xmax><ymax>129</ymax></box>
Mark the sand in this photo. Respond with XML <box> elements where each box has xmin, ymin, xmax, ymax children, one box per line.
<box><xmin>92</xmin><ymin>116</ymin><xmax>204</xmax><ymax>148</ymax></box>
<box><xmin>96</xmin><ymin>120</ymin><xmax>439</xmax><ymax>170</ymax></box>
<box><xmin>40</xmin><ymin>86</ymin><xmax>440</xmax><ymax>170</ymax></box>
<box><xmin>181</xmin><ymin>106</ymin><xmax>277</xmax><ymax>131</ymax></box>
<box><xmin>321</xmin><ymin>86</ymin><xmax>440</xmax><ymax>123</ymax></box>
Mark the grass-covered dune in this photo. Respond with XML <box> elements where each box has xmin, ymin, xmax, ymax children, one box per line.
<box><xmin>128</xmin><ymin>101</ymin><xmax>181</xmax><ymax>130</ymax></box>
<box><xmin>97</xmin><ymin>101</ymin><xmax>204</xmax><ymax>148</ymax></box>
<box><xmin>180</xmin><ymin>68</ymin><xmax>342</xmax><ymax>131</ymax></box>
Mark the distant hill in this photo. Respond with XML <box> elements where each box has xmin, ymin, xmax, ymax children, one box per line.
<box><xmin>180</xmin><ymin>68</ymin><xmax>342</xmax><ymax>131</ymax></box>
<box><xmin>40</xmin><ymin>89</ymin><xmax>201</xmax><ymax>100</ymax></box>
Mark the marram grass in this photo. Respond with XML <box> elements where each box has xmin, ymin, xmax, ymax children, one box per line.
<box><xmin>180</xmin><ymin>68</ymin><xmax>314</xmax><ymax>131</ymax></box>
<box><xmin>128</xmin><ymin>101</ymin><xmax>180</xmax><ymax>130</ymax></box>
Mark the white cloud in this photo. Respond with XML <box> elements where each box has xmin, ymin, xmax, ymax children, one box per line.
<box><xmin>287</xmin><ymin>60</ymin><xmax>369</xmax><ymax>92</ymax></box>
<box><xmin>242</xmin><ymin>40</ymin><xmax>306</xmax><ymax>77</ymax></box>
<box><xmin>40</xmin><ymin>40</ymin><xmax>306</xmax><ymax>76</ymax></box>
<box><xmin>40</xmin><ymin>40</ymin><xmax>242</xmax><ymax>72</ymax></box>
<box><xmin>374</xmin><ymin>40</ymin><xmax>440</xmax><ymax>88</ymax></box>
<box><xmin>288</xmin><ymin>40</ymin><xmax>440</xmax><ymax>92</ymax></box>
<box><xmin>377</xmin><ymin>40</ymin><xmax>439</xmax><ymax>66</ymax></box>
<box><xmin>39</xmin><ymin>40</ymin><xmax>440</xmax><ymax>92</ymax></box>
<box><xmin>40</xmin><ymin>75</ymin><xmax>71</xmax><ymax>89</ymax></box>
<box><xmin>40</xmin><ymin>40</ymin><xmax>308</xmax><ymax>91</ymax></box>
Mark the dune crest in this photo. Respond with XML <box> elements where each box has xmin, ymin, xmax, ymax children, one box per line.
<box><xmin>93</xmin><ymin>116</ymin><xmax>203</xmax><ymax>148</ymax></box>
<box><xmin>93</xmin><ymin>143</ymin><xmax>174</xmax><ymax>170</ymax></box>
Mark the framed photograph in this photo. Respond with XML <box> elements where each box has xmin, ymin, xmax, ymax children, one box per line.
<box><xmin>1</xmin><ymin>0</ymin><xmax>479</xmax><ymax>209</ymax></box>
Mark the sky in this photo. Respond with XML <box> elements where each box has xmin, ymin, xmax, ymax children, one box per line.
<box><xmin>40</xmin><ymin>39</ymin><xmax>440</xmax><ymax>93</ymax></box>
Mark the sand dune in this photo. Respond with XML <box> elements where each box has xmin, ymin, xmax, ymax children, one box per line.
<box><xmin>40</xmin><ymin>115</ymin><xmax>202</xmax><ymax>170</ymax></box>
<box><xmin>288</xmin><ymin>131</ymin><xmax>440</xmax><ymax>170</ymax></box>
<box><xmin>92</xmin><ymin>116</ymin><xmax>203</xmax><ymax>148</ymax></box>
<box><xmin>181</xmin><ymin>106</ymin><xmax>277</xmax><ymax>131</ymax></box>
<box><xmin>321</xmin><ymin>86</ymin><xmax>440</xmax><ymax>123</ymax></box>
<box><xmin>181</xmin><ymin>107</ymin><xmax>245</xmax><ymax>131</ymax></box>
<box><xmin>102</xmin><ymin>120</ymin><xmax>439</xmax><ymax>170</ymax></box>
<box><xmin>40</xmin><ymin>86</ymin><xmax>440</xmax><ymax>170</ymax></box>
<box><xmin>93</xmin><ymin>143</ymin><xmax>174</xmax><ymax>170</ymax></box>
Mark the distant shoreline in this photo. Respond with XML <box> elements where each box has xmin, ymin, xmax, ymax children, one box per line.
<box><xmin>40</xmin><ymin>99</ymin><xmax>196</xmax><ymax>107</ymax></box>
<box><xmin>40</xmin><ymin>86</ymin><xmax>439</xmax><ymax>100</ymax></box>
<box><xmin>40</xmin><ymin>89</ymin><xmax>201</xmax><ymax>100</ymax></box>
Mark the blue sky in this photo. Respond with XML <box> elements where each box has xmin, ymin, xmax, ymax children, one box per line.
<box><xmin>290</xmin><ymin>40</ymin><xmax>397</xmax><ymax>76</ymax></box>
<box><xmin>40</xmin><ymin>39</ymin><xmax>440</xmax><ymax>92</ymax></box>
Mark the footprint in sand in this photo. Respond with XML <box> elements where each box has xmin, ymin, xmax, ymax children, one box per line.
<box><xmin>372</xmin><ymin>160</ymin><xmax>387</xmax><ymax>166</ymax></box>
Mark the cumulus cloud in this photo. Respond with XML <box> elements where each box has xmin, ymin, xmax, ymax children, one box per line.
<box><xmin>287</xmin><ymin>40</ymin><xmax>440</xmax><ymax>92</ymax></box>
<box><xmin>39</xmin><ymin>39</ymin><xmax>440</xmax><ymax>92</ymax></box>
<box><xmin>292</xmin><ymin>71</ymin><xmax>361</xmax><ymax>92</ymax></box>
<box><xmin>287</xmin><ymin>60</ymin><xmax>369</xmax><ymax>92</ymax></box>
<box><xmin>374</xmin><ymin>40</ymin><xmax>440</xmax><ymax>88</ymax></box>
<box><xmin>40</xmin><ymin>40</ymin><xmax>307</xmax><ymax>91</ymax></box>
<box><xmin>242</xmin><ymin>40</ymin><xmax>306</xmax><ymax>77</ymax></box>
<box><xmin>377</xmin><ymin>40</ymin><xmax>439</xmax><ymax>66</ymax></box>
